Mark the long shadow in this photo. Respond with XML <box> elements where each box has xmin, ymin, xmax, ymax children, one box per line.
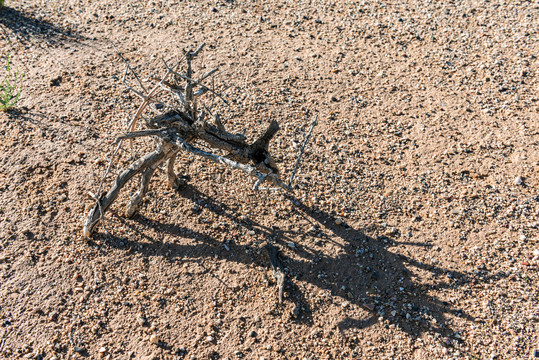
<box><xmin>98</xmin><ymin>184</ymin><xmax>490</xmax><ymax>339</ymax></box>
<box><xmin>0</xmin><ymin>6</ymin><xmax>84</xmax><ymax>44</ymax></box>
<box><xmin>283</xmin><ymin>194</ymin><xmax>478</xmax><ymax>336</ymax></box>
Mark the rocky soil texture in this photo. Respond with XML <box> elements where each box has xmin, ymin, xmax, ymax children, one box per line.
<box><xmin>0</xmin><ymin>1</ymin><xmax>538</xmax><ymax>359</ymax></box>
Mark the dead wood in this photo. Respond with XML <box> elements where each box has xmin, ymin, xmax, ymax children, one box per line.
<box><xmin>265</xmin><ymin>243</ymin><xmax>286</xmax><ymax>304</ymax></box>
<box><xmin>83</xmin><ymin>44</ymin><xmax>291</xmax><ymax>238</ymax></box>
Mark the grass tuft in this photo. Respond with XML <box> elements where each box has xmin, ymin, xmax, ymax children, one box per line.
<box><xmin>0</xmin><ymin>54</ymin><xmax>24</xmax><ymax>111</ymax></box>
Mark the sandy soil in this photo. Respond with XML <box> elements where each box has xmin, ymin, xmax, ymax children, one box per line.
<box><xmin>0</xmin><ymin>1</ymin><xmax>538</xmax><ymax>359</ymax></box>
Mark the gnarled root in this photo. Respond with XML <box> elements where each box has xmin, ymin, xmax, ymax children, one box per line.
<box><xmin>83</xmin><ymin>144</ymin><xmax>171</xmax><ymax>237</ymax></box>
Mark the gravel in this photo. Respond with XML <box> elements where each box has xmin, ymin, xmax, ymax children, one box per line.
<box><xmin>0</xmin><ymin>0</ymin><xmax>537</xmax><ymax>359</ymax></box>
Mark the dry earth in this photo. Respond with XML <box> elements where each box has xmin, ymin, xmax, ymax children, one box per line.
<box><xmin>0</xmin><ymin>1</ymin><xmax>538</xmax><ymax>359</ymax></box>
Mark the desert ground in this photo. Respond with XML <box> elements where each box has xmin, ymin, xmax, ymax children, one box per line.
<box><xmin>0</xmin><ymin>0</ymin><xmax>538</xmax><ymax>359</ymax></box>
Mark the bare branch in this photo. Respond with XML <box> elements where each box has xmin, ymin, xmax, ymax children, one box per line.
<box><xmin>171</xmin><ymin>133</ymin><xmax>291</xmax><ymax>192</ymax></box>
<box><xmin>191</xmin><ymin>42</ymin><xmax>206</xmax><ymax>57</ymax></box>
<box><xmin>174</xmin><ymin>72</ymin><xmax>229</xmax><ymax>105</ymax></box>
<box><xmin>266</xmin><ymin>243</ymin><xmax>286</xmax><ymax>303</ymax></box>
<box><xmin>111</xmin><ymin>41</ymin><xmax>148</xmax><ymax>94</ymax></box>
<box><xmin>83</xmin><ymin>145</ymin><xmax>171</xmax><ymax>237</ymax></box>
<box><xmin>116</xmin><ymin>128</ymin><xmax>169</xmax><ymax>142</ymax></box>
<box><xmin>288</xmin><ymin>114</ymin><xmax>318</xmax><ymax>188</ymax></box>
<box><xmin>198</xmin><ymin>68</ymin><xmax>218</xmax><ymax>83</ymax></box>
<box><xmin>125</xmin><ymin>65</ymin><xmax>178</xmax><ymax>144</ymax></box>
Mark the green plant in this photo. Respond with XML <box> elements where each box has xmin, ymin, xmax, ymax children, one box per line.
<box><xmin>0</xmin><ymin>54</ymin><xmax>24</xmax><ymax>111</ymax></box>
<box><xmin>0</xmin><ymin>0</ymin><xmax>4</xmax><ymax>10</ymax></box>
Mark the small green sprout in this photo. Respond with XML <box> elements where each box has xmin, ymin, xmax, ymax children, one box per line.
<box><xmin>0</xmin><ymin>54</ymin><xmax>24</xmax><ymax>111</ymax></box>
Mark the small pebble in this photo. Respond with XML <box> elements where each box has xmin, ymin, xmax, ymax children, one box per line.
<box><xmin>335</xmin><ymin>218</ymin><xmax>343</xmax><ymax>225</ymax></box>
<box><xmin>248</xmin><ymin>330</ymin><xmax>257</xmax><ymax>337</ymax></box>
<box><xmin>514</xmin><ymin>176</ymin><xmax>523</xmax><ymax>185</ymax></box>
<box><xmin>137</xmin><ymin>316</ymin><xmax>147</xmax><ymax>326</ymax></box>
<box><xmin>49</xmin><ymin>311</ymin><xmax>58</xmax><ymax>321</ymax></box>
<box><xmin>150</xmin><ymin>334</ymin><xmax>159</xmax><ymax>344</ymax></box>
<box><xmin>74</xmin><ymin>346</ymin><xmax>84</xmax><ymax>353</ymax></box>
<box><xmin>287</xmin><ymin>242</ymin><xmax>296</xmax><ymax>249</ymax></box>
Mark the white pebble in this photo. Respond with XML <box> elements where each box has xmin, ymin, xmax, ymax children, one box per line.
<box><xmin>150</xmin><ymin>334</ymin><xmax>159</xmax><ymax>344</ymax></box>
<box><xmin>137</xmin><ymin>316</ymin><xmax>146</xmax><ymax>326</ymax></box>
<box><xmin>514</xmin><ymin>176</ymin><xmax>523</xmax><ymax>185</ymax></box>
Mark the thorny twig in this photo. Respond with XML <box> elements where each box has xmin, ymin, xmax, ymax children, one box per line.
<box><xmin>161</xmin><ymin>62</ymin><xmax>229</xmax><ymax>106</ymax></box>
<box><xmin>288</xmin><ymin>114</ymin><xmax>318</xmax><ymax>188</ymax></box>
<box><xmin>259</xmin><ymin>114</ymin><xmax>318</xmax><ymax>191</ymax></box>
<box><xmin>89</xmin><ymin>42</ymin><xmax>154</xmax><ymax>236</ymax></box>
<box><xmin>89</xmin><ymin>141</ymin><xmax>123</xmax><ymax>236</ymax></box>
<box><xmin>111</xmin><ymin>41</ymin><xmax>148</xmax><ymax>95</ymax></box>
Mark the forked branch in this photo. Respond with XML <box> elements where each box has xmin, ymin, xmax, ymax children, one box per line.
<box><xmin>84</xmin><ymin>45</ymin><xmax>291</xmax><ymax>238</ymax></box>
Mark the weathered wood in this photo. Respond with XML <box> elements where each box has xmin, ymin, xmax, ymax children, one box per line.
<box><xmin>83</xmin><ymin>145</ymin><xmax>171</xmax><ymax>237</ymax></box>
<box><xmin>265</xmin><ymin>243</ymin><xmax>286</xmax><ymax>303</ymax></box>
<box><xmin>85</xmin><ymin>46</ymin><xmax>290</xmax><ymax>238</ymax></box>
